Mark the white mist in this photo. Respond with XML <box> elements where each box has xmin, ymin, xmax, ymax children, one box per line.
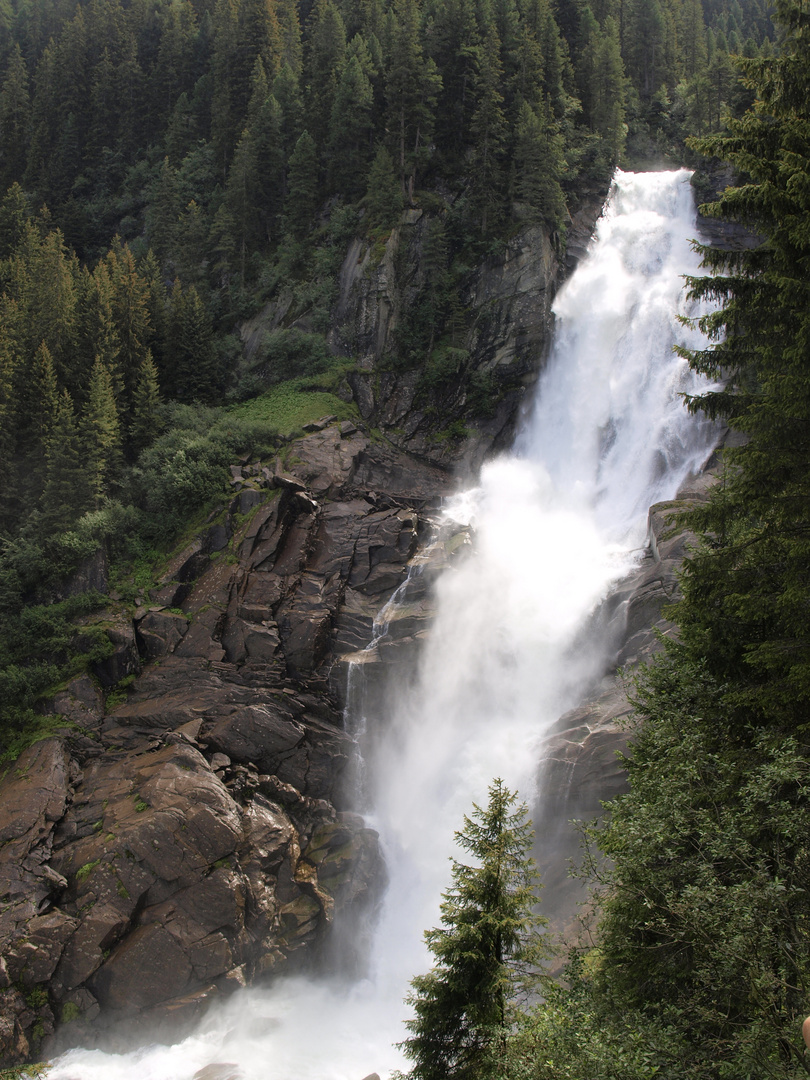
<box><xmin>49</xmin><ymin>169</ymin><xmax>715</xmax><ymax>1080</ymax></box>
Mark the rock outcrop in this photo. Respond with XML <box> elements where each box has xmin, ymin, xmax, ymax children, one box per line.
<box><xmin>0</xmin><ymin>423</ymin><xmax>452</xmax><ymax>1064</ymax></box>
<box><xmin>532</xmin><ymin>446</ymin><xmax>725</xmax><ymax>934</ymax></box>
<box><xmin>242</xmin><ymin>207</ymin><xmax>577</xmax><ymax>473</ymax></box>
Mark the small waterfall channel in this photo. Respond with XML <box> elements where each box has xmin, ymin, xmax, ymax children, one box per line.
<box><xmin>49</xmin><ymin>169</ymin><xmax>718</xmax><ymax>1080</ymax></box>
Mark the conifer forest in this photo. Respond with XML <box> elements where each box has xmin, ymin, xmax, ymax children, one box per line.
<box><xmin>0</xmin><ymin>0</ymin><xmax>809</xmax><ymax>1070</ymax></box>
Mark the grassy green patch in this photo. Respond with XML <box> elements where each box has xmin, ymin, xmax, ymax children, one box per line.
<box><xmin>229</xmin><ymin>377</ymin><xmax>359</xmax><ymax>438</ymax></box>
<box><xmin>24</xmin><ymin>987</ymin><xmax>48</xmax><ymax>1009</ymax></box>
<box><xmin>0</xmin><ymin>714</ymin><xmax>87</xmax><ymax>771</ymax></box>
<box><xmin>75</xmin><ymin>859</ymin><xmax>100</xmax><ymax>882</ymax></box>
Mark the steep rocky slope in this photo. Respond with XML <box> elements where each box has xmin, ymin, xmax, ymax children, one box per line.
<box><xmin>0</xmin><ymin>426</ymin><xmax>453</xmax><ymax>1063</ymax></box>
<box><xmin>1</xmin><ymin>191</ymin><xmax>684</xmax><ymax>1065</ymax></box>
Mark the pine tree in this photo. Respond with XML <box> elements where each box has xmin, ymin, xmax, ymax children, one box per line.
<box><xmin>82</xmin><ymin>355</ymin><xmax>122</xmax><ymax>506</ymax></box>
<box><xmin>242</xmin><ymin>58</ymin><xmax>285</xmax><ymax>241</ymax></box>
<box><xmin>273</xmin><ymin>61</ymin><xmax>305</xmax><ymax>156</ymax></box>
<box><xmin>154</xmin><ymin>0</ymin><xmax>200</xmax><ymax>126</ymax></box>
<box><xmin>674</xmin><ymin>0</ymin><xmax>810</xmax><ymax>723</ymax></box>
<box><xmin>304</xmin><ymin>0</ymin><xmax>347</xmax><ymax>148</ymax></box>
<box><xmin>210</xmin><ymin>0</ymin><xmax>240</xmax><ymax>173</ymax></box>
<box><xmin>75</xmin><ymin>261</ymin><xmax>120</xmax><ymax>404</ymax></box>
<box><xmin>365</xmin><ymin>144</ymin><xmax>403</xmax><ymax>229</ymax></box>
<box><xmin>113</xmin><ymin>34</ymin><xmax>145</xmax><ymax>160</ymax></box>
<box><xmin>400</xmin><ymin>779</ymin><xmax>550</xmax><ymax>1080</ymax></box>
<box><xmin>0</xmin><ymin>44</ymin><xmax>31</xmax><ymax>190</ymax></box>
<box><xmin>39</xmin><ymin>387</ymin><xmax>89</xmax><ymax>535</ymax></box>
<box><xmin>579</xmin><ymin>14</ymin><xmax>626</xmax><ymax>165</ymax></box>
<box><xmin>0</xmin><ymin>297</ymin><xmax>21</xmax><ymax>528</ymax></box>
<box><xmin>0</xmin><ymin>183</ymin><xmax>31</xmax><ymax>262</ymax></box>
<box><xmin>585</xmin><ymin>10</ymin><xmax>810</xmax><ymax>1074</ymax></box>
<box><xmin>511</xmin><ymin>98</ymin><xmax>565</xmax><ymax>227</ymax></box>
<box><xmin>423</xmin><ymin>0</ymin><xmax>480</xmax><ymax>166</ymax></box>
<box><xmin>622</xmin><ymin>0</ymin><xmax>668</xmax><ymax>101</ymax></box>
<box><xmin>10</xmin><ymin>223</ymin><xmax>79</xmax><ymax>388</ymax></box>
<box><xmin>276</xmin><ymin>0</ymin><xmax>303</xmax><ymax>74</ymax></box>
<box><xmin>25</xmin><ymin>40</ymin><xmax>59</xmax><ymax>200</ymax></box>
<box><xmin>385</xmin><ymin>0</ymin><xmax>441</xmax><ymax>202</ymax></box>
<box><xmin>235</xmin><ymin>0</ymin><xmax>282</xmax><ymax>122</ymax></box>
<box><xmin>469</xmin><ymin>22</ymin><xmax>508</xmax><ymax>236</ymax></box>
<box><xmin>31</xmin><ymin>340</ymin><xmax>59</xmax><ymax>453</ymax></box>
<box><xmin>327</xmin><ymin>53</ymin><xmax>374</xmax><ymax>196</ymax></box>
<box><xmin>139</xmin><ymin>248</ymin><xmax>169</xmax><ymax>373</ymax></box>
<box><xmin>283</xmin><ymin>130</ymin><xmax>318</xmax><ymax>238</ymax></box>
<box><xmin>130</xmin><ymin>351</ymin><xmax>162</xmax><ymax>456</ymax></box>
<box><xmin>104</xmin><ymin>239</ymin><xmax>153</xmax><ymax>421</ymax></box>
<box><xmin>146</xmin><ymin>157</ymin><xmax>183</xmax><ymax>272</ymax></box>
<box><xmin>165</xmin><ymin>281</ymin><xmax>218</xmax><ymax>401</ymax></box>
<box><xmin>222</xmin><ymin>127</ymin><xmax>261</xmax><ymax>282</ymax></box>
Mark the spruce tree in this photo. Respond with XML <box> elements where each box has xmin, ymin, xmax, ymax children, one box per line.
<box><xmin>674</xmin><ymin>0</ymin><xmax>810</xmax><ymax>723</ymax></box>
<box><xmin>31</xmin><ymin>340</ymin><xmax>59</xmax><ymax>453</ymax></box>
<box><xmin>130</xmin><ymin>351</ymin><xmax>162</xmax><ymax>456</ymax></box>
<box><xmin>385</xmin><ymin>0</ymin><xmax>441</xmax><ymax>202</ymax></box>
<box><xmin>0</xmin><ymin>298</ymin><xmax>20</xmax><ymax>529</ymax></box>
<box><xmin>104</xmin><ymin>239</ymin><xmax>153</xmax><ymax>421</ymax></box>
<box><xmin>304</xmin><ymin>0</ymin><xmax>347</xmax><ymax>148</ymax></box>
<box><xmin>511</xmin><ymin>99</ymin><xmax>565</xmax><ymax>228</ymax></box>
<box><xmin>39</xmin><ymin>387</ymin><xmax>89</xmax><ymax>535</ymax></box>
<box><xmin>469</xmin><ymin>22</ymin><xmax>507</xmax><ymax>236</ymax></box>
<box><xmin>365</xmin><ymin>144</ymin><xmax>403</xmax><ymax>229</ymax></box>
<box><xmin>284</xmin><ymin>130</ymin><xmax>319</xmax><ymax>238</ymax></box>
<box><xmin>0</xmin><ymin>183</ymin><xmax>31</xmax><ymax>262</ymax></box>
<box><xmin>400</xmin><ymin>779</ymin><xmax>549</xmax><ymax>1080</ymax></box>
<box><xmin>82</xmin><ymin>355</ymin><xmax>122</xmax><ymax>506</ymax></box>
<box><xmin>327</xmin><ymin>53</ymin><xmax>374</xmax><ymax>197</ymax></box>
<box><xmin>165</xmin><ymin>281</ymin><xmax>218</xmax><ymax>401</ymax></box>
<box><xmin>0</xmin><ymin>44</ymin><xmax>31</xmax><ymax>190</ymax></box>
<box><xmin>582</xmin><ymin>4</ymin><xmax>810</xmax><ymax>1075</ymax></box>
<box><xmin>146</xmin><ymin>157</ymin><xmax>183</xmax><ymax>272</ymax></box>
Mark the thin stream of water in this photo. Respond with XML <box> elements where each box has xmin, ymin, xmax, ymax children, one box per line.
<box><xmin>49</xmin><ymin>169</ymin><xmax>716</xmax><ymax>1080</ymax></box>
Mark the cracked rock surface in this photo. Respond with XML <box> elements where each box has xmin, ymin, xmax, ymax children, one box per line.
<box><xmin>0</xmin><ymin>422</ymin><xmax>451</xmax><ymax>1064</ymax></box>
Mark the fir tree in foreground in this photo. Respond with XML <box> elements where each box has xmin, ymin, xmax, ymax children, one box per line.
<box><xmin>399</xmin><ymin>779</ymin><xmax>550</xmax><ymax>1080</ymax></box>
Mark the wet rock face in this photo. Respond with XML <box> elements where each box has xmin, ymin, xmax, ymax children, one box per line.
<box><xmin>533</xmin><ymin>452</ymin><xmax>721</xmax><ymax>936</ymax></box>
<box><xmin>0</xmin><ymin>424</ymin><xmax>450</xmax><ymax>1065</ymax></box>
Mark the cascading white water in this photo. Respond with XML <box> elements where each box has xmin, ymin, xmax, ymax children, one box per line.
<box><xmin>49</xmin><ymin>169</ymin><xmax>717</xmax><ymax>1080</ymax></box>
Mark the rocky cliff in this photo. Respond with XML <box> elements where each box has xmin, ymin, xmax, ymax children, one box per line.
<box><xmin>241</xmin><ymin>196</ymin><xmax>606</xmax><ymax>473</ymax></box>
<box><xmin>0</xmin><ymin>195</ymin><xmax>624</xmax><ymax>1065</ymax></box>
<box><xmin>0</xmin><ymin>425</ymin><xmax>455</xmax><ymax>1064</ymax></box>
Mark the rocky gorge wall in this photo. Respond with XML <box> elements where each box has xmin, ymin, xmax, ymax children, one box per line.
<box><xmin>0</xmin><ymin>424</ymin><xmax>456</xmax><ymax>1064</ymax></box>
<box><xmin>0</xmin><ymin>186</ymin><xmax>713</xmax><ymax>1066</ymax></box>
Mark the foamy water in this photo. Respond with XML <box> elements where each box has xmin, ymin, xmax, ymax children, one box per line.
<box><xmin>50</xmin><ymin>169</ymin><xmax>716</xmax><ymax>1080</ymax></box>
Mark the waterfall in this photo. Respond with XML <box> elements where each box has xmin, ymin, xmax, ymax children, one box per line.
<box><xmin>48</xmin><ymin>169</ymin><xmax>717</xmax><ymax>1080</ymax></box>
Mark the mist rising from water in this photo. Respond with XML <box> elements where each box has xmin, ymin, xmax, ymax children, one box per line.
<box><xmin>50</xmin><ymin>169</ymin><xmax>716</xmax><ymax>1080</ymax></box>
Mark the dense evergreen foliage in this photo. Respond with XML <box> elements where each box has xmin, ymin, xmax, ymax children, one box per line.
<box><xmin>399</xmin><ymin>780</ymin><xmax>550</xmax><ymax>1080</ymax></box>
<box><xmin>578</xmin><ymin>3</ymin><xmax>810</xmax><ymax>1072</ymax></box>
<box><xmin>0</xmin><ymin>0</ymin><xmax>768</xmax><ymax>755</ymax></box>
